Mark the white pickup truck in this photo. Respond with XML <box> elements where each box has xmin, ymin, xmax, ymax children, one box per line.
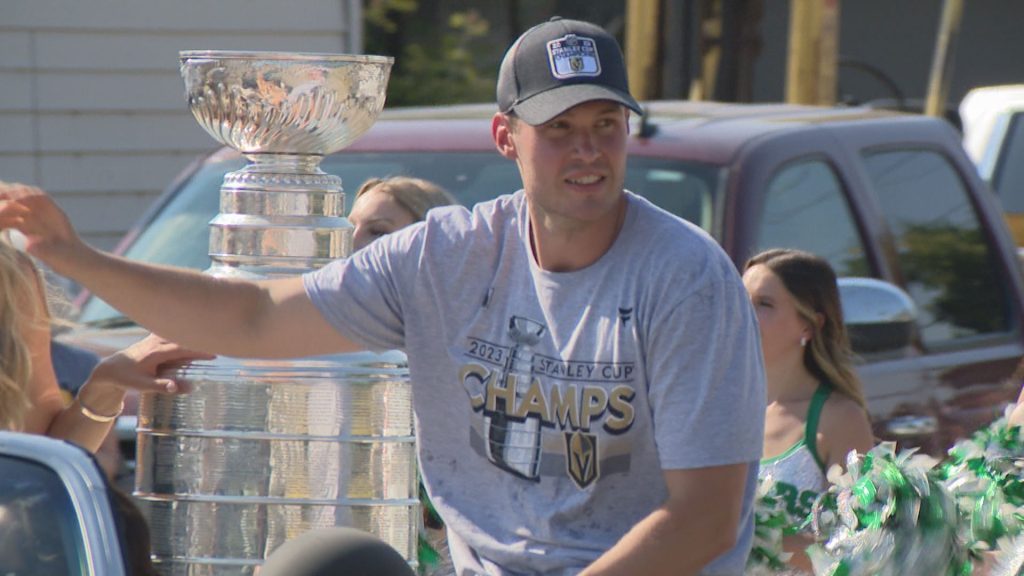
<box><xmin>960</xmin><ymin>84</ymin><xmax>1024</xmax><ymax>251</ymax></box>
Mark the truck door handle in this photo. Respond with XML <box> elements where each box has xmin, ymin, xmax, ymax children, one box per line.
<box><xmin>885</xmin><ymin>415</ymin><xmax>938</xmax><ymax>437</ymax></box>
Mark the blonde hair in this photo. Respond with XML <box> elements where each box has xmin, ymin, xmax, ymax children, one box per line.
<box><xmin>0</xmin><ymin>238</ymin><xmax>41</xmax><ymax>430</ymax></box>
<box><xmin>745</xmin><ymin>248</ymin><xmax>867</xmax><ymax>411</ymax></box>
<box><xmin>355</xmin><ymin>177</ymin><xmax>457</xmax><ymax>221</ymax></box>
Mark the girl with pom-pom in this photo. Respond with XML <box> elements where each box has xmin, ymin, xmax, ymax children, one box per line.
<box><xmin>742</xmin><ymin>249</ymin><xmax>875</xmax><ymax>573</ymax></box>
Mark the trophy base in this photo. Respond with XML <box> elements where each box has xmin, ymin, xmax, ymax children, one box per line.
<box><xmin>138</xmin><ymin>352</ymin><xmax>418</xmax><ymax>574</ymax></box>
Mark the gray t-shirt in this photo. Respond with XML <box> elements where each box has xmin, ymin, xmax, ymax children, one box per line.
<box><xmin>304</xmin><ymin>191</ymin><xmax>765</xmax><ymax>575</ymax></box>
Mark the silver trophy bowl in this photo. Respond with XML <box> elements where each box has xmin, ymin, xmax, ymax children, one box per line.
<box><xmin>178</xmin><ymin>50</ymin><xmax>393</xmax><ymax>279</ymax></box>
<box><xmin>180</xmin><ymin>50</ymin><xmax>392</xmax><ymax>155</ymax></box>
<box><xmin>135</xmin><ymin>51</ymin><xmax>414</xmax><ymax>575</ymax></box>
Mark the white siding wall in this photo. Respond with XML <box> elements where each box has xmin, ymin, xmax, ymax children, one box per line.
<box><xmin>1</xmin><ymin>0</ymin><xmax>360</xmax><ymax>250</ymax></box>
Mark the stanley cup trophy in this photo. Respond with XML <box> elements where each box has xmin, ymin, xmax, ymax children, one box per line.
<box><xmin>133</xmin><ymin>51</ymin><xmax>418</xmax><ymax>575</ymax></box>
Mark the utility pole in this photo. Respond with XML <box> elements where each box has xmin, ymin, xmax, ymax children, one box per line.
<box><xmin>661</xmin><ymin>0</ymin><xmax>698</xmax><ymax>99</ymax></box>
<box><xmin>693</xmin><ymin>0</ymin><xmax>721</xmax><ymax>101</ymax></box>
<box><xmin>925</xmin><ymin>0</ymin><xmax>965</xmax><ymax>118</ymax></box>
<box><xmin>626</xmin><ymin>0</ymin><xmax>662</xmax><ymax>101</ymax></box>
<box><xmin>629</xmin><ymin>0</ymin><xmax>763</xmax><ymax>103</ymax></box>
<box><xmin>785</xmin><ymin>0</ymin><xmax>839</xmax><ymax>105</ymax></box>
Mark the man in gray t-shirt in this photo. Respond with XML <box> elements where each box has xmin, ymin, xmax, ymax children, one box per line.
<box><xmin>306</xmin><ymin>189</ymin><xmax>764</xmax><ymax>575</ymax></box>
<box><xmin>0</xmin><ymin>17</ymin><xmax>765</xmax><ymax>576</ymax></box>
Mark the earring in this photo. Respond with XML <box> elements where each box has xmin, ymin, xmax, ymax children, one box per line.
<box><xmin>800</xmin><ymin>337</ymin><xmax>808</xmax><ymax>347</ymax></box>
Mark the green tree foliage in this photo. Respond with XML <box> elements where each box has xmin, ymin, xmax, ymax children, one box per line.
<box><xmin>364</xmin><ymin>1</ymin><xmax>500</xmax><ymax>107</ymax></box>
<box><xmin>365</xmin><ymin>0</ymin><xmax>418</xmax><ymax>33</ymax></box>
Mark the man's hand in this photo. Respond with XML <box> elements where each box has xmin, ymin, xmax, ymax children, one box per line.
<box><xmin>0</xmin><ymin>182</ymin><xmax>84</xmax><ymax>269</ymax></box>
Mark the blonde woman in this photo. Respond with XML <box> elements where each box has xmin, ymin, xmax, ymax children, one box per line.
<box><xmin>743</xmin><ymin>248</ymin><xmax>874</xmax><ymax>572</ymax></box>
<box><xmin>0</xmin><ymin>235</ymin><xmax>207</xmax><ymax>451</ymax></box>
<box><xmin>348</xmin><ymin>177</ymin><xmax>457</xmax><ymax>251</ymax></box>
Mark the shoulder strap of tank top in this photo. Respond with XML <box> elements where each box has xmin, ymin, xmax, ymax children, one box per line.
<box><xmin>805</xmin><ymin>384</ymin><xmax>832</xmax><ymax>474</ymax></box>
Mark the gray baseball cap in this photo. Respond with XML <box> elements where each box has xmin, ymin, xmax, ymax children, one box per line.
<box><xmin>497</xmin><ymin>17</ymin><xmax>643</xmax><ymax>126</ymax></box>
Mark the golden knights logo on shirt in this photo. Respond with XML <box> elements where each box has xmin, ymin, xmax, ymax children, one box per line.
<box><xmin>565</xmin><ymin>430</ymin><xmax>599</xmax><ymax>488</ymax></box>
<box><xmin>459</xmin><ymin>315</ymin><xmax>637</xmax><ymax>490</ymax></box>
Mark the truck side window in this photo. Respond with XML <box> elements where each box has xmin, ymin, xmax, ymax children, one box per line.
<box><xmin>863</xmin><ymin>149</ymin><xmax>1010</xmax><ymax>345</ymax></box>
<box><xmin>755</xmin><ymin>159</ymin><xmax>870</xmax><ymax>277</ymax></box>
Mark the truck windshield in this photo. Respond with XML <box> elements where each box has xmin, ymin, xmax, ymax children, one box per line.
<box><xmin>78</xmin><ymin>151</ymin><xmax>723</xmax><ymax>325</ymax></box>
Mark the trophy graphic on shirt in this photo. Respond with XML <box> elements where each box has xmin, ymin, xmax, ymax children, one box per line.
<box><xmin>485</xmin><ymin>315</ymin><xmax>546</xmax><ymax>479</ymax></box>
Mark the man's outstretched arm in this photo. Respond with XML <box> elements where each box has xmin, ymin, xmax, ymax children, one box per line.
<box><xmin>580</xmin><ymin>463</ymin><xmax>749</xmax><ymax>576</ymax></box>
<box><xmin>0</xmin><ymin>183</ymin><xmax>358</xmax><ymax>359</ymax></box>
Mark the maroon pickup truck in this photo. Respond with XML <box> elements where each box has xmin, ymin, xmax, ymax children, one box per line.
<box><xmin>61</xmin><ymin>101</ymin><xmax>1024</xmax><ymax>476</ymax></box>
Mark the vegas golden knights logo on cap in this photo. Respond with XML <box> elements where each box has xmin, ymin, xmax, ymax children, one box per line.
<box><xmin>547</xmin><ymin>34</ymin><xmax>601</xmax><ymax>79</ymax></box>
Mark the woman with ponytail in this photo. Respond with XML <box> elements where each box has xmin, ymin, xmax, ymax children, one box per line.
<box><xmin>743</xmin><ymin>248</ymin><xmax>874</xmax><ymax>573</ymax></box>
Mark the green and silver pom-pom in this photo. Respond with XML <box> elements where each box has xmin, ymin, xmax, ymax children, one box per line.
<box><xmin>935</xmin><ymin>409</ymin><xmax>1024</xmax><ymax>574</ymax></box>
<box><xmin>748</xmin><ymin>475</ymin><xmax>797</xmax><ymax>573</ymax></box>
<box><xmin>417</xmin><ymin>478</ymin><xmax>452</xmax><ymax>576</ymax></box>
<box><xmin>936</xmin><ymin>408</ymin><xmax>1024</xmax><ymax>549</ymax></box>
<box><xmin>987</xmin><ymin>533</ymin><xmax>1024</xmax><ymax>576</ymax></box>
<box><xmin>806</xmin><ymin>442</ymin><xmax>973</xmax><ymax>576</ymax></box>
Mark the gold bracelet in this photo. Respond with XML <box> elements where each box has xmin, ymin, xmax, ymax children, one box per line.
<box><xmin>78</xmin><ymin>397</ymin><xmax>124</xmax><ymax>423</ymax></box>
